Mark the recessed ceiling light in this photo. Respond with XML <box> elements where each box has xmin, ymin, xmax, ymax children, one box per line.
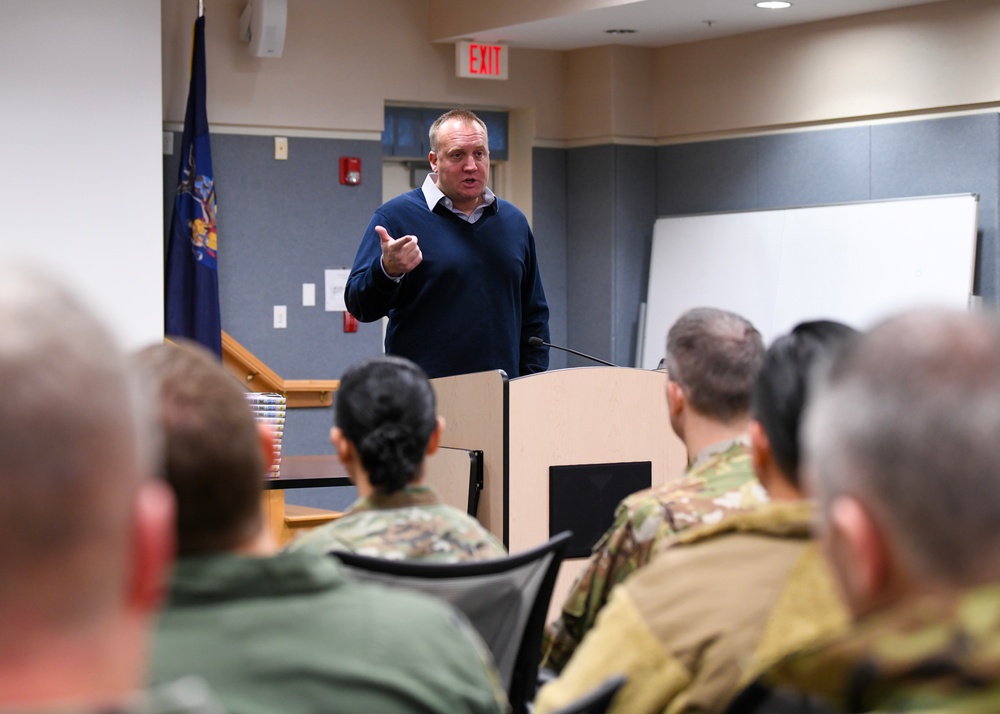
<box><xmin>604</xmin><ymin>28</ymin><xmax>637</xmax><ymax>35</ymax></box>
<box><xmin>756</xmin><ymin>1</ymin><xmax>791</xmax><ymax>8</ymax></box>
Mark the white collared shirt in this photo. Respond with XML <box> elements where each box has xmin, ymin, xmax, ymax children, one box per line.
<box><xmin>421</xmin><ymin>172</ymin><xmax>496</xmax><ymax>224</ymax></box>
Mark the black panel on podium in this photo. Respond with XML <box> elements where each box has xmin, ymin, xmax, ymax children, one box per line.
<box><xmin>549</xmin><ymin>461</ymin><xmax>652</xmax><ymax>559</ymax></box>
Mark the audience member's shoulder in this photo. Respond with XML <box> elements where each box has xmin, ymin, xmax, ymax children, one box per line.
<box><xmin>283</xmin><ymin>523</ymin><xmax>350</xmax><ymax>555</ymax></box>
<box><xmin>618</xmin><ymin>485</ymin><xmax>658</xmax><ymax>515</ymax></box>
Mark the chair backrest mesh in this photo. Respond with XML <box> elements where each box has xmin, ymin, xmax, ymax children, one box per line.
<box><xmin>340</xmin><ymin>551</ymin><xmax>555</xmax><ymax>684</ymax></box>
<box><xmin>332</xmin><ymin>530</ymin><xmax>572</xmax><ymax>711</ymax></box>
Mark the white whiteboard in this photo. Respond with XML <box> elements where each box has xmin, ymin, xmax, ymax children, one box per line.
<box><xmin>640</xmin><ymin>194</ymin><xmax>979</xmax><ymax>368</ymax></box>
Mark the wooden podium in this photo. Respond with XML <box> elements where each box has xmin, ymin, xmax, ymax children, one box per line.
<box><xmin>431</xmin><ymin>367</ymin><xmax>687</xmax><ymax>612</ymax></box>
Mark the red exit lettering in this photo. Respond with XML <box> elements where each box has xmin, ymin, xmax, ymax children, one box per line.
<box><xmin>468</xmin><ymin>43</ymin><xmax>502</xmax><ymax>76</ymax></box>
<box><xmin>456</xmin><ymin>41</ymin><xmax>507</xmax><ymax>80</ymax></box>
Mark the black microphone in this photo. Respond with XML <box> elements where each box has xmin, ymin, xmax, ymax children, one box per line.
<box><xmin>528</xmin><ymin>336</ymin><xmax>618</xmax><ymax>367</ymax></box>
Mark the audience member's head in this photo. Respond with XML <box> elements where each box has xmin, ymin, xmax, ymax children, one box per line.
<box><xmin>750</xmin><ymin>320</ymin><xmax>858</xmax><ymax>497</ymax></box>
<box><xmin>0</xmin><ymin>267</ymin><xmax>173</xmax><ymax>705</ymax></box>
<box><xmin>803</xmin><ymin>309</ymin><xmax>1000</xmax><ymax>617</ymax></box>
<box><xmin>332</xmin><ymin>355</ymin><xmax>443</xmax><ymax>496</ymax></box>
<box><xmin>135</xmin><ymin>340</ymin><xmax>272</xmax><ymax>556</ymax></box>
<box><xmin>664</xmin><ymin>307</ymin><xmax>765</xmax><ymax>440</ymax></box>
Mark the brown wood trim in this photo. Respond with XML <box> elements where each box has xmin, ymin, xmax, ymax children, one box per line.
<box><xmin>221</xmin><ymin>330</ymin><xmax>339</xmax><ymax>408</ymax></box>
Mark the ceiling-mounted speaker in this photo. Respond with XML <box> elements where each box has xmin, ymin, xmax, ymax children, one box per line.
<box><xmin>239</xmin><ymin>0</ymin><xmax>287</xmax><ymax>58</ymax></box>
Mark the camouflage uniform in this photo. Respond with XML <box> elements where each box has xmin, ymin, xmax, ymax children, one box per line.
<box><xmin>535</xmin><ymin>501</ymin><xmax>848</xmax><ymax>714</ymax></box>
<box><xmin>541</xmin><ymin>437</ymin><xmax>766</xmax><ymax>671</ymax></box>
<box><xmin>756</xmin><ymin>582</ymin><xmax>1000</xmax><ymax>712</ymax></box>
<box><xmin>285</xmin><ymin>484</ymin><xmax>507</xmax><ymax>562</ymax></box>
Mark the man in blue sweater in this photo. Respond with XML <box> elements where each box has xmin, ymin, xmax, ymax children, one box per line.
<box><xmin>346</xmin><ymin>108</ymin><xmax>549</xmax><ymax>379</ymax></box>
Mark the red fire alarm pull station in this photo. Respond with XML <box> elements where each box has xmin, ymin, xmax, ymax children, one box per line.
<box><xmin>340</xmin><ymin>157</ymin><xmax>361</xmax><ymax>185</ymax></box>
<box><xmin>343</xmin><ymin>312</ymin><xmax>359</xmax><ymax>333</ymax></box>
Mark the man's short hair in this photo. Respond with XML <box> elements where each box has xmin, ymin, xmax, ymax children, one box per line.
<box><xmin>0</xmin><ymin>267</ymin><xmax>149</xmax><ymax>633</ymax></box>
<box><xmin>665</xmin><ymin>307</ymin><xmax>765</xmax><ymax>423</ymax></box>
<box><xmin>135</xmin><ymin>341</ymin><xmax>264</xmax><ymax>556</ymax></box>
<box><xmin>751</xmin><ymin>320</ymin><xmax>858</xmax><ymax>486</ymax></box>
<box><xmin>428</xmin><ymin>109</ymin><xmax>489</xmax><ymax>154</ymax></box>
<box><xmin>804</xmin><ymin>309</ymin><xmax>1000</xmax><ymax>586</ymax></box>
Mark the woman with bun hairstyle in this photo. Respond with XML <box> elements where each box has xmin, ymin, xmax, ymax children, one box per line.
<box><xmin>287</xmin><ymin>355</ymin><xmax>506</xmax><ymax>562</ymax></box>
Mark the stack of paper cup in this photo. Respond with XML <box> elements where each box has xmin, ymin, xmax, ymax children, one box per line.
<box><xmin>245</xmin><ymin>392</ymin><xmax>286</xmax><ymax>478</ymax></box>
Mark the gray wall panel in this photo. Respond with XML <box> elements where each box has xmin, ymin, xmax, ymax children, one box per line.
<box><xmin>871</xmin><ymin>114</ymin><xmax>1000</xmax><ymax>302</ymax></box>
<box><xmin>165</xmin><ymin>133</ymin><xmax>386</xmax><ymax>458</ymax></box>
<box><xmin>655</xmin><ymin>114</ymin><xmax>999</xmax><ymax>308</ymax></box>
<box><xmin>614</xmin><ymin>145</ymin><xmax>658</xmax><ymax>366</ymax></box>
<box><xmin>566</xmin><ymin>145</ymin><xmax>616</xmax><ymax>366</ymax></box>
<box><xmin>532</xmin><ymin>147</ymin><xmax>569</xmax><ymax>370</ymax></box>
<box><xmin>657</xmin><ymin>138</ymin><xmax>758</xmax><ymax>215</ymax></box>
<box><xmin>757</xmin><ymin>127</ymin><xmax>871</xmax><ymax>207</ymax></box>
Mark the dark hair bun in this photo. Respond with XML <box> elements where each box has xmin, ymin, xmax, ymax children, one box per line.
<box><xmin>335</xmin><ymin>355</ymin><xmax>437</xmax><ymax>494</ymax></box>
<box><xmin>358</xmin><ymin>423</ymin><xmax>423</xmax><ymax>492</ymax></box>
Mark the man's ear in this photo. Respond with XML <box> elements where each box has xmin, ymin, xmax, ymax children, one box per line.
<box><xmin>428</xmin><ymin>150</ymin><xmax>438</xmax><ymax>173</ymax></box>
<box><xmin>826</xmin><ymin>495</ymin><xmax>889</xmax><ymax>617</ymax></box>
<box><xmin>128</xmin><ymin>479</ymin><xmax>175</xmax><ymax>614</ymax></box>
<box><xmin>257</xmin><ymin>423</ymin><xmax>276</xmax><ymax>474</ymax></box>
<box><xmin>750</xmin><ymin>420</ymin><xmax>772</xmax><ymax>478</ymax></box>
<box><xmin>330</xmin><ymin>426</ymin><xmax>352</xmax><ymax>465</ymax></box>
<box><xmin>426</xmin><ymin>416</ymin><xmax>446</xmax><ymax>457</ymax></box>
<box><xmin>666</xmin><ymin>380</ymin><xmax>685</xmax><ymax>417</ymax></box>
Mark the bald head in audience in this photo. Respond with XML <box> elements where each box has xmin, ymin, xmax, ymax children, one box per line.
<box><xmin>0</xmin><ymin>268</ymin><xmax>175</xmax><ymax>707</ymax></box>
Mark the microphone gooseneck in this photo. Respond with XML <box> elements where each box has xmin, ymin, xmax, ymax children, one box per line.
<box><xmin>528</xmin><ymin>336</ymin><xmax>618</xmax><ymax>367</ymax></box>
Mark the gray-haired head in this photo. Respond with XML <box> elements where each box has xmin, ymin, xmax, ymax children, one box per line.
<box><xmin>0</xmin><ymin>266</ymin><xmax>153</xmax><ymax>638</ymax></box>
<box><xmin>804</xmin><ymin>308</ymin><xmax>1000</xmax><ymax>587</ymax></box>
<box><xmin>665</xmin><ymin>307</ymin><xmax>765</xmax><ymax>423</ymax></box>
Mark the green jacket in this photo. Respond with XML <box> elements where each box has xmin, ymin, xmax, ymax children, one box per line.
<box><xmin>151</xmin><ymin>550</ymin><xmax>508</xmax><ymax>714</ymax></box>
<box><xmin>286</xmin><ymin>484</ymin><xmax>507</xmax><ymax>562</ymax></box>
<box><xmin>536</xmin><ymin>501</ymin><xmax>848</xmax><ymax>714</ymax></box>
<box><xmin>762</xmin><ymin>582</ymin><xmax>1000</xmax><ymax>712</ymax></box>
<box><xmin>8</xmin><ymin>678</ymin><xmax>225</xmax><ymax>714</ymax></box>
<box><xmin>542</xmin><ymin>438</ymin><xmax>767</xmax><ymax>671</ymax></box>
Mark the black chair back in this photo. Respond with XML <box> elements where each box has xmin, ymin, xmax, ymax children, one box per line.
<box><xmin>333</xmin><ymin>531</ymin><xmax>573</xmax><ymax>714</ymax></box>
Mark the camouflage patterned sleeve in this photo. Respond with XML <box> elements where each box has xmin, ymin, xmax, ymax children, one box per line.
<box><xmin>541</xmin><ymin>496</ymin><xmax>666</xmax><ymax>672</ymax></box>
<box><xmin>542</xmin><ymin>445</ymin><xmax>763</xmax><ymax>671</ymax></box>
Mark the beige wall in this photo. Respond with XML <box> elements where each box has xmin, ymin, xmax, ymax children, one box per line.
<box><xmin>655</xmin><ymin>0</ymin><xmax>1000</xmax><ymax>140</ymax></box>
<box><xmin>162</xmin><ymin>0</ymin><xmax>1000</xmax><ymax>145</ymax></box>
<box><xmin>563</xmin><ymin>45</ymin><xmax>656</xmax><ymax>142</ymax></box>
<box><xmin>161</xmin><ymin>0</ymin><xmax>567</xmax><ymax>140</ymax></box>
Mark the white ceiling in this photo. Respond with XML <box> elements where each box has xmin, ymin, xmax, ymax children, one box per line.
<box><xmin>444</xmin><ymin>0</ymin><xmax>949</xmax><ymax>51</ymax></box>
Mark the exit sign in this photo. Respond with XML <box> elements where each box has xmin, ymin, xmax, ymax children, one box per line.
<box><xmin>456</xmin><ymin>41</ymin><xmax>508</xmax><ymax>80</ymax></box>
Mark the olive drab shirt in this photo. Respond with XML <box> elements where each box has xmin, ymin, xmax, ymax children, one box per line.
<box><xmin>541</xmin><ymin>438</ymin><xmax>767</xmax><ymax>671</ymax></box>
<box><xmin>286</xmin><ymin>484</ymin><xmax>507</xmax><ymax>563</ymax></box>
<box><xmin>760</xmin><ymin>582</ymin><xmax>1000</xmax><ymax>713</ymax></box>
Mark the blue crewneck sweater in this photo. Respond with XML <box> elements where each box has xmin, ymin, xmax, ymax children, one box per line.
<box><xmin>345</xmin><ymin>188</ymin><xmax>549</xmax><ymax>379</ymax></box>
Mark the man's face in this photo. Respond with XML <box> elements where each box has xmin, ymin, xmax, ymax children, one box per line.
<box><xmin>429</xmin><ymin>119</ymin><xmax>490</xmax><ymax>213</ymax></box>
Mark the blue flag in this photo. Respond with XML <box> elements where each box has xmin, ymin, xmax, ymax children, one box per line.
<box><xmin>165</xmin><ymin>15</ymin><xmax>222</xmax><ymax>356</ymax></box>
